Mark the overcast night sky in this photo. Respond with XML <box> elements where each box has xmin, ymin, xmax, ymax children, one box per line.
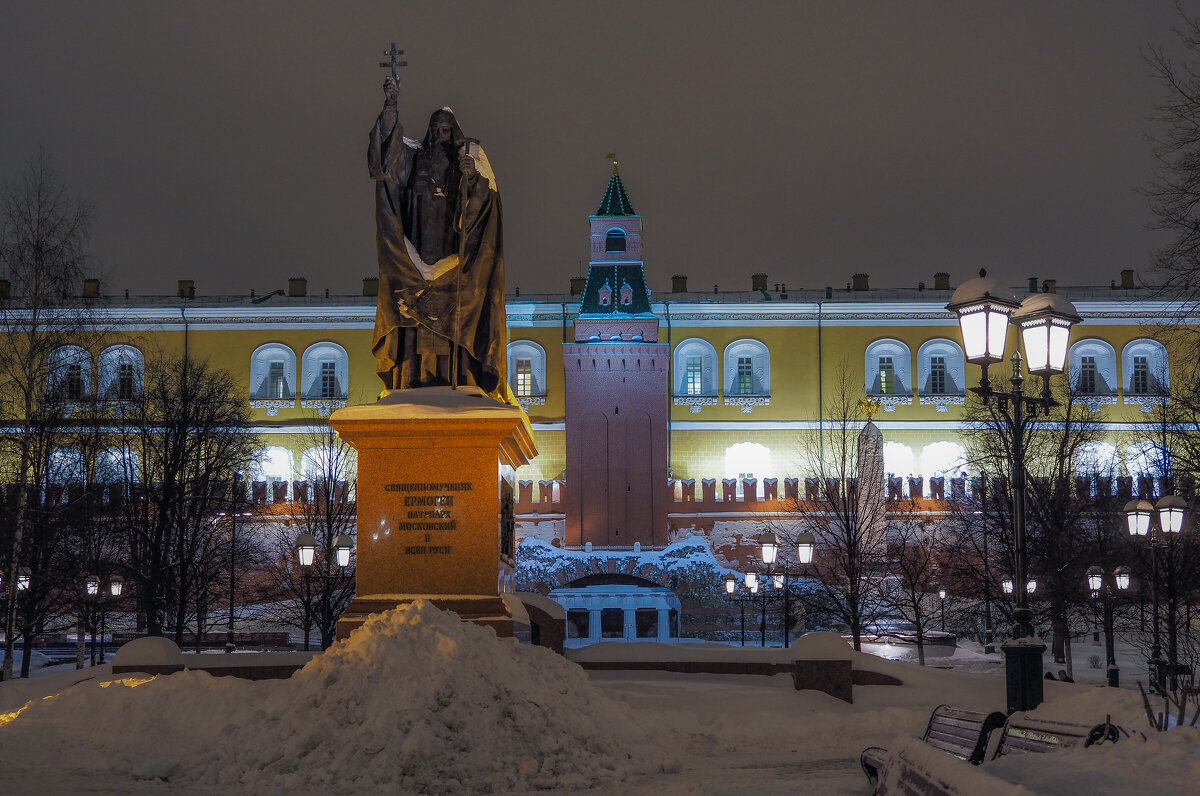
<box><xmin>0</xmin><ymin>1</ymin><xmax>1187</xmax><ymax>298</ymax></box>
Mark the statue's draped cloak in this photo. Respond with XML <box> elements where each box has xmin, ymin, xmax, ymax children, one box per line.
<box><xmin>368</xmin><ymin>107</ymin><xmax>508</xmax><ymax>399</ymax></box>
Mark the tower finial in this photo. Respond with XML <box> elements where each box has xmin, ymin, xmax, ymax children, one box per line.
<box><xmin>605</xmin><ymin>151</ymin><xmax>618</xmax><ymax>175</ymax></box>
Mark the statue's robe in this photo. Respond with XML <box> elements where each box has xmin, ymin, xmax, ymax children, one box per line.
<box><xmin>368</xmin><ymin>107</ymin><xmax>508</xmax><ymax>399</ymax></box>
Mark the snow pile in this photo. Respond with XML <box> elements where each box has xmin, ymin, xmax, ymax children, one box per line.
<box><xmin>0</xmin><ymin>601</ymin><xmax>667</xmax><ymax>792</ymax></box>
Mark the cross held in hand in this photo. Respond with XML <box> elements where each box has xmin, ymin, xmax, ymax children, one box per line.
<box><xmin>380</xmin><ymin>42</ymin><xmax>407</xmax><ymax>78</ymax></box>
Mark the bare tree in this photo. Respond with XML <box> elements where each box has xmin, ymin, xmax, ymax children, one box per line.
<box><xmin>111</xmin><ymin>350</ymin><xmax>258</xmax><ymax>639</ymax></box>
<box><xmin>0</xmin><ymin>152</ymin><xmax>97</xmax><ymax>680</ymax></box>
<box><xmin>882</xmin><ymin>508</ymin><xmax>947</xmax><ymax>666</ymax></box>
<box><xmin>771</xmin><ymin>364</ymin><xmax>888</xmax><ymax>650</ymax></box>
<box><xmin>259</xmin><ymin>422</ymin><xmax>356</xmax><ymax>649</ymax></box>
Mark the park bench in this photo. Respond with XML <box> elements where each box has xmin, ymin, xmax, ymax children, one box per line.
<box><xmin>860</xmin><ymin>704</ymin><xmax>1006</xmax><ymax>788</ymax></box>
<box><xmin>865</xmin><ymin>709</ymin><xmax>1122</xmax><ymax>795</ymax></box>
<box><xmin>990</xmin><ymin>712</ymin><xmax>1120</xmax><ymax>758</ymax></box>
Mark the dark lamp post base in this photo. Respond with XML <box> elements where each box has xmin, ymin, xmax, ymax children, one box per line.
<box><xmin>1002</xmin><ymin>637</ymin><xmax>1046</xmax><ymax>714</ymax></box>
<box><xmin>1106</xmin><ymin>664</ymin><xmax>1120</xmax><ymax>688</ymax></box>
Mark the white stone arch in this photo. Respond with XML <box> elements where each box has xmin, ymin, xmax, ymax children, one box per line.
<box><xmin>723</xmin><ymin>442</ymin><xmax>771</xmax><ymax>496</ymax></box>
<box><xmin>916</xmin><ymin>338</ymin><xmax>965</xmax><ymax>410</ymax></box>
<box><xmin>723</xmin><ymin>339</ymin><xmax>770</xmax><ymax>402</ymax></box>
<box><xmin>919</xmin><ymin>441</ymin><xmax>967</xmax><ymax>480</ymax></box>
<box><xmin>507</xmin><ymin>340</ymin><xmax>547</xmax><ymax>404</ymax></box>
<box><xmin>95</xmin><ymin>446</ymin><xmax>141</xmax><ymax>484</ymax></box>
<box><xmin>97</xmin><ymin>344</ymin><xmax>144</xmax><ymax>400</ymax></box>
<box><xmin>48</xmin><ymin>345</ymin><xmax>92</xmax><ymax>399</ymax></box>
<box><xmin>1121</xmin><ymin>338</ymin><xmax>1169</xmax><ymax>410</ymax></box>
<box><xmin>300</xmin><ymin>444</ymin><xmax>356</xmax><ymax>483</ymax></box>
<box><xmin>1075</xmin><ymin>441</ymin><xmax>1119</xmax><ymax>476</ymax></box>
<box><xmin>864</xmin><ymin>338</ymin><xmax>912</xmax><ymax>411</ymax></box>
<box><xmin>252</xmin><ymin>445</ymin><xmax>295</xmax><ymax>497</ymax></box>
<box><xmin>47</xmin><ymin>448</ymin><xmax>86</xmax><ymax>485</ymax></box>
<box><xmin>300</xmin><ymin>341</ymin><xmax>349</xmax><ymax>413</ymax></box>
<box><xmin>250</xmin><ymin>343</ymin><xmax>297</xmax><ymax>413</ymax></box>
<box><xmin>883</xmin><ymin>441</ymin><xmax>914</xmax><ymax>479</ymax></box>
<box><xmin>1067</xmin><ymin>339</ymin><xmax>1117</xmax><ymax>398</ymax></box>
<box><xmin>672</xmin><ymin>338</ymin><xmax>715</xmax><ymax>401</ymax></box>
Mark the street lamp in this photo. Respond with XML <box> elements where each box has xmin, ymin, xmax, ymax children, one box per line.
<box><xmin>16</xmin><ymin>567</ymin><xmax>31</xmax><ymax>592</ymax></box>
<box><xmin>938</xmin><ymin>586</ymin><xmax>947</xmax><ymax>632</ymax></box>
<box><xmin>294</xmin><ymin>532</ymin><xmax>354</xmax><ymax>651</ymax></box>
<box><xmin>1087</xmin><ymin>565</ymin><xmax>1130</xmax><ymax>687</ymax></box>
<box><xmin>948</xmin><ymin>269</ymin><xmax>1082</xmax><ymax>714</ymax></box>
<box><xmin>83</xmin><ymin>574</ymin><xmax>124</xmax><ymax>665</ymax></box>
<box><xmin>1124</xmin><ymin>495</ymin><xmax>1188</xmax><ymax>692</ymax></box>
<box><xmin>333</xmin><ymin>535</ymin><xmax>355</xmax><ymax>569</ymax></box>
<box><xmin>217</xmin><ymin>472</ymin><xmax>253</xmax><ymax>654</ymax></box>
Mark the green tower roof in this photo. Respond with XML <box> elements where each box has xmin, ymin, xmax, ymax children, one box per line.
<box><xmin>596</xmin><ymin>172</ymin><xmax>636</xmax><ymax>216</ymax></box>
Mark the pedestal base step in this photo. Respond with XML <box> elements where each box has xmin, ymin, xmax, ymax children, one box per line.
<box><xmin>336</xmin><ymin>594</ymin><xmax>530</xmax><ymax>642</ymax></box>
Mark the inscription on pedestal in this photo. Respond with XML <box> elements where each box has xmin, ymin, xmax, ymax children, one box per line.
<box><xmin>385</xmin><ymin>481</ymin><xmax>475</xmax><ymax>555</ymax></box>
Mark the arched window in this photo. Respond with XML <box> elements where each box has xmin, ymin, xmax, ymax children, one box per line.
<box><xmin>253</xmin><ymin>446</ymin><xmax>295</xmax><ymax>499</ymax></box>
<box><xmin>605</xmin><ymin>228</ymin><xmax>627</xmax><ymax>252</ymax></box>
<box><xmin>95</xmin><ymin>447</ymin><xmax>140</xmax><ymax>484</ymax></box>
<box><xmin>1067</xmin><ymin>339</ymin><xmax>1117</xmax><ymax>406</ymax></box>
<box><xmin>48</xmin><ymin>345</ymin><xmax>91</xmax><ymax>401</ymax></box>
<box><xmin>301</xmin><ymin>445</ymin><xmax>355</xmax><ymax>484</ymax></box>
<box><xmin>1121</xmin><ymin>339</ymin><xmax>1169</xmax><ymax>411</ymax></box>
<box><xmin>864</xmin><ymin>338</ymin><xmax>913</xmax><ymax>410</ymax></box>
<box><xmin>723</xmin><ymin>339</ymin><xmax>770</xmax><ymax>412</ymax></box>
<box><xmin>883</xmin><ymin>441</ymin><xmax>914</xmax><ymax>480</ymax></box>
<box><xmin>98</xmin><ymin>345</ymin><xmax>144</xmax><ymax>400</ymax></box>
<box><xmin>300</xmin><ymin>342</ymin><xmax>349</xmax><ymax>414</ymax></box>
<box><xmin>46</xmin><ymin>448</ymin><xmax>86</xmax><ymax>485</ymax></box>
<box><xmin>916</xmin><ymin>338</ymin><xmax>965</xmax><ymax>410</ymax></box>
<box><xmin>919</xmin><ymin>442</ymin><xmax>967</xmax><ymax>480</ymax></box>
<box><xmin>250</xmin><ymin>343</ymin><xmax>297</xmax><ymax>415</ymax></box>
<box><xmin>506</xmin><ymin>340</ymin><xmax>547</xmax><ymax>407</ymax></box>
<box><xmin>673</xmin><ymin>338</ymin><xmax>718</xmax><ymax>411</ymax></box>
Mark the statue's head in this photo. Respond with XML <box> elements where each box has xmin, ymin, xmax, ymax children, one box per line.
<box><xmin>425</xmin><ymin>108</ymin><xmax>464</xmax><ymax>149</ymax></box>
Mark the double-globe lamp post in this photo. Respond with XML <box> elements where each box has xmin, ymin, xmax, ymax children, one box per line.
<box><xmin>947</xmin><ymin>269</ymin><xmax>1082</xmax><ymax>714</ymax></box>
<box><xmin>295</xmin><ymin>533</ymin><xmax>355</xmax><ymax>651</ymax></box>
<box><xmin>723</xmin><ymin>531</ymin><xmax>815</xmax><ymax>647</ymax></box>
<box><xmin>1086</xmin><ymin>565</ymin><xmax>1130</xmax><ymax>688</ymax></box>
<box><xmin>84</xmin><ymin>574</ymin><xmax>124</xmax><ymax>665</ymax></box>
<box><xmin>1124</xmin><ymin>496</ymin><xmax>1188</xmax><ymax>692</ymax></box>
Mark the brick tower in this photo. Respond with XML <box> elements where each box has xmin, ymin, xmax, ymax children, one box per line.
<box><xmin>563</xmin><ymin>163</ymin><xmax>668</xmax><ymax>547</ymax></box>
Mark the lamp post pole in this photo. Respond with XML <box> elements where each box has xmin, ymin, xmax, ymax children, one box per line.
<box><xmin>1124</xmin><ymin>497</ymin><xmax>1186</xmax><ymax>694</ymax></box>
<box><xmin>947</xmin><ymin>269</ymin><xmax>1082</xmax><ymax>714</ymax></box>
<box><xmin>226</xmin><ymin>472</ymin><xmax>244</xmax><ymax>654</ymax></box>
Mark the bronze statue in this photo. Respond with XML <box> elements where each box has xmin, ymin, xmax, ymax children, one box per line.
<box><xmin>368</xmin><ymin>76</ymin><xmax>508</xmax><ymax>399</ymax></box>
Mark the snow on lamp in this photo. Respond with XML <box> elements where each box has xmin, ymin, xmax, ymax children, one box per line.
<box><xmin>1156</xmin><ymin>495</ymin><xmax>1187</xmax><ymax>534</ymax></box>
<box><xmin>946</xmin><ymin>269</ymin><xmax>1020</xmax><ymax>365</ymax></box>
<box><xmin>1012</xmin><ymin>293</ymin><xmax>1081</xmax><ymax>375</ymax></box>
<box><xmin>796</xmin><ymin>532</ymin><xmax>815</xmax><ymax>564</ymax></box>
<box><xmin>1124</xmin><ymin>499</ymin><xmax>1154</xmax><ymax>537</ymax></box>
<box><xmin>295</xmin><ymin>533</ymin><xmax>318</xmax><ymax>568</ymax></box>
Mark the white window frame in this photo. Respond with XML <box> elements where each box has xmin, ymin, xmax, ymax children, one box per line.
<box><xmin>916</xmin><ymin>338</ymin><xmax>965</xmax><ymax>411</ymax></box>
<box><xmin>864</xmin><ymin>338</ymin><xmax>913</xmax><ymax>410</ymax></box>
<box><xmin>1067</xmin><ymin>339</ymin><xmax>1117</xmax><ymax>408</ymax></box>
<box><xmin>250</xmin><ymin>343</ymin><xmax>297</xmax><ymax>415</ymax></box>
<box><xmin>506</xmin><ymin>340</ymin><xmax>547</xmax><ymax>408</ymax></box>
<box><xmin>48</xmin><ymin>345</ymin><xmax>92</xmax><ymax>402</ymax></box>
<box><xmin>97</xmin><ymin>344</ymin><xmax>144</xmax><ymax>401</ymax></box>
<box><xmin>1121</xmin><ymin>338</ymin><xmax>1169</xmax><ymax>411</ymax></box>
<box><xmin>673</xmin><ymin>338</ymin><xmax>718</xmax><ymax>411</ymax></box>
<box><xmin>300</xmin><ymin>341</ymin><xmax>349</xmax><ymax>415</ymax></box>
<box><xmin>723</xmin><ymin>339</ymin><xmax>769</xmax><ymax>412</ymax></box>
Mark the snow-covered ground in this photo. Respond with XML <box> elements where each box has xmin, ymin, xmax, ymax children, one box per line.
<box><xmin>0</xmin><ymin>603</ymin><xmax>1195</xmax><ymax>794</ymax></box>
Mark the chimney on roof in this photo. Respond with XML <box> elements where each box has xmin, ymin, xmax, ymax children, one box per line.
<box><xmin>288</xmin><ymin>277</ymin><xmax>307</xmax><ymax>297</ymax></box>
<box><xmin>569</xmin><ymin>276</ymin><xmax>587</xmax><ymax>295</ymax></box>
<box><xmin>933</xmin><ymin>272</ymin><xmax>950</xmax><ymax>290</ymax></box>
<box><xmin>672</xmin><ymin>274</ymin><xmax>688</xmax><ymax>293</ymax></box>
<box><xmin>1042</xmin><ymin>279</ymin><xmax>1057</xmax><ymax>294</ymax></box>
<box><xmin>1121</xmin><ymin>269</ymin><xmax>1135</xmax><ymax>289</ymax></box>
<box><xmin>177</xmin><ymin>279</ymin><xmax>195</xmax><ymax>299</ymax></box>
<box><xmin>362</xmin><ymin>277</ymin><xmax>379</xmax><ymax>296</ymax></box>
<box><xmin>1028</xmin><ymin>277</ymin><xmax>1038</xmax><ymax>294</ymax></box>
<box><xmin>751</xmin><ymin>273</ymin><xmax>768</xmax><ymax>292</ymax></box>
<box><xmin>82</xmin><ymin>278</ymin><xmax>100</xmax><ymax>298</ymax></box>
<box><xmin>851</xmin><ymin>273</ymin><xmax>869</xmax><ymax>291</ymax></box>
